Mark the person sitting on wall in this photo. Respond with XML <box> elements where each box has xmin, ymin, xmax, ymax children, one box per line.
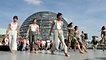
<box><xmin>2</xmin><ymin>35</ymin><xmax>9</xmax><ymax>45</ymax></box>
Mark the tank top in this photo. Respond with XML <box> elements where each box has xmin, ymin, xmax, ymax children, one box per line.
<box><xmin>54</xmin><ymin>20</ymin><xmax>63</xmax><ymax>30</ymax></box>
<box><xmin>30</xmin><ymin>25</ymin><xmax>37</xmax><ymax>32</ymax></box>
<box><xmin>10</xmin><ymin>22</ymin><xmax>17</xmax><ymax>31</ymax></box>
<box><xmin>68</xmin><ymin>27</ymin><xmax>74</xmax><ymax>36</ymax></box>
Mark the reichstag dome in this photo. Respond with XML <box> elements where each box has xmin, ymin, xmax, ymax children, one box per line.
<box><xmin>20</xmin><ymin>11</ymin><xmax>68</xmax><ymax>40</ymax></box>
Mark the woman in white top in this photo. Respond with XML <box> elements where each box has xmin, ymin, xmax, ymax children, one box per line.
<box><xmin>26</xmin><ymin>18</ymin><xmax>40</xmax><ymax>53</ymax></box>
<box><xmin>49</xmin><ymin>13</ymin><xmax>69</xmax><ymax>57</ymax></box>
<box><xmin>5</xmin><ymin>16</ymin><xmax>20</xmax><ymax>54</ymax></box>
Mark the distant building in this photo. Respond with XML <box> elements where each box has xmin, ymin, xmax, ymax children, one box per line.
<box><xmin>20</xmin><ymin>11</ymin><xmax>68</xmax><ymax>40</ymax></box>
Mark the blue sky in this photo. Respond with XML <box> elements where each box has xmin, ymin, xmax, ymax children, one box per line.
<box><xmin>0</xmin><ymin>0</ymin><xmax>106</xmax><ymax>40</ymax></box>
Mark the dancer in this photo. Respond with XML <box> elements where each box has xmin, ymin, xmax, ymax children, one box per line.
<box><xmin>74</xmin><ymin>26</ymin><xmax>88</xmax><ymax>53</ymax></box>
<box><xmin>100</xmin><ymin>26</ymin><xmax>106</xmax><ymax>51</ymax></box>
<box><xmin>26</xmin><ymin>18</ymin><xmax>40</xmax><ymax>54</ymax></box>
<box><xmin>66</xmin><ymin>22</ymin><xmax>84</xmax><ymax>54</ymax></box>
<box><xmin>5</xmin><ymin>16</ymin><xmax>20</xmax><ymax>53</ymax></box>
<box><xmin>80</xmin><ymin>31</ymin><xmax>88</xmax><ymax>48</ymax></box>
<box><xmin>49</xmin><ymin>13</ymin><xmax>69</xmax><ymax>57</ymax></box>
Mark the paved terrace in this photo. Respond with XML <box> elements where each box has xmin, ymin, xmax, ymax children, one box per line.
<box><xmin>0</xmin><ymin>50</ymin><xmax>106</xmax><ymax>60</ymax></box>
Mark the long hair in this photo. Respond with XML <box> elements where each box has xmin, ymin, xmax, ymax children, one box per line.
<box><xmin>101</xmin><ymin>26</ymin><xmax>105</xmax><ymax>30</ymax></box>
<box><xmin>67</xmin><ymin>22</ymin><xmax>73</xmax><ymax>27</ymax></box>
<box><xmin>74</xmin><ymin>26</ymin><xmax>78</xmax><ymax>30</ymax></box>
<box><xmin>32</xmin><ymin>18</ymin><xmax>36</xmax><ymax>22</ymax></box>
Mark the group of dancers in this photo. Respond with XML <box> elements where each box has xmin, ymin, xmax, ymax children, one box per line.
<box><xmin>5</xmin><ymin>13</ymin><xmax>106</xmax><ymax>57</ymax></box>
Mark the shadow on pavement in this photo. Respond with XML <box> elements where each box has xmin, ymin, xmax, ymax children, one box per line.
<box><xmin>95</xmin><ymin>57</ymin><xmax>106</xmax><ymax>60</ymax></box>
<box><xmin>84</xmin><ymin>57</ymin><xmax>106</xmax><ymax>60</ymax></box>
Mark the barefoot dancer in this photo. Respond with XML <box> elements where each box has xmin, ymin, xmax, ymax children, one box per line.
<box><xmin>26</xmin><ymin>18</ymin><xmax>40</xmax><ymax>53</ymax></box>
<box><xmin>49</xmin><ymin>13</ymin><xmax>69</xmax><ymax>57</ymax></box>
<box><xmin>66</xmin><ymin>23</ymin><xmax>84</xmax><ymax>54</ymax></box>
<box><xmin>100</xmin><ymin>26</ymin><xmax>106</xmax><ymax>51</ymax></box>
<box><xmin>74</xmin><ymin>26</ymin><xmax>88</xmax><ymax>53</ymax></box>
<box><xmin>5</xmin><ymin>16</ymin><xmax>20</xmax><ymax>53</ymax></box>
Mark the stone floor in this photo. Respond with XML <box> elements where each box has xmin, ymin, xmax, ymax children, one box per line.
<box><xmin>0</xmin><ymin>49</ymin><xmax>106</xmax><ymax>60</ymax></box>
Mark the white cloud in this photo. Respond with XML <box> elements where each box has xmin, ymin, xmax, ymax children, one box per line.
<box><xmin>24</xmin><ymin>0</ymin><xmax>43</xmax><ymax>5</ymax></box>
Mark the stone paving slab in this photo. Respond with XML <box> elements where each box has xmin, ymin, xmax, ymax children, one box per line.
<box><xmin>0</xmin><ymin>50</ymin><xmax>106</xmax><ymax>60</ymax></box>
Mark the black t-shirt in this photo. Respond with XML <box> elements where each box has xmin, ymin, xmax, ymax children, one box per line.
<box><xmin>91</xmin><ymin>40</ymin><xmax>98</xmax><ymax>45</ymax></box>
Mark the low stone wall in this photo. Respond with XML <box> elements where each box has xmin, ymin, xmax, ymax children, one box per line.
<box><xmin>0</xmin><ymin>35</ymin><xmax>3</xmax><ymax>42</ymax></box>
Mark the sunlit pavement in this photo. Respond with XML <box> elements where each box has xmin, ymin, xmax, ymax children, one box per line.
<box><xmin>0</xmin><ymin>49</ymin><xmax>106</xmax><ymax>60</ymax></box>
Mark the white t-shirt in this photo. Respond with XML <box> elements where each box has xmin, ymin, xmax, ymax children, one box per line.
<box><xmin>46</xmin><ymin>40</ymin><xmax>50</xmax><ymax>46</ymax></box>
<box><xmin>41</xmin><ymin>40</ymin><xmax>46</xmax><ymax>45</ymax></box>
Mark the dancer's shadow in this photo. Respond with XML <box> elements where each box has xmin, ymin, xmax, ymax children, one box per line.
<box><xmin>84</xmin><ymin>59</ymin><xmax>94</xmax><ymax>60</ymax></box>
<box><xmin>95</xmin><ymin>57</ymin><xmax>106</xmax><ymax>60</ymax></box>
<box><xmin>44</xmin><ymin>51</ymin><xmax>66</xmax><ymax>57</ymax></box>
<box><xmin>84</xmin><ymin>57</ymin><xmax>106</xmax><ymax>60</ymax></box>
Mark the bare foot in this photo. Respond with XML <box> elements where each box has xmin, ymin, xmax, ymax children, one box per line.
<box><xmin>65</xmin><ymin>53</ymin><xmax>70</xmax><ymax>57</ymax></box>
<box><xmin>35</xmin><ymin>51</ymin><xmax>39</xmax><ymax>54</ymax></box>
<box><xmin>85</xmin><ymin>50</ymin><xmax>88</xmax><ymax>53</ymax></box>
<box><xmin>11</xmin><ymin>50</ymin><xmax>16</xmax><ymax>54</ymax></box>
<box><xmin>79</xmin><ymin>51</ymin><xmax>84</xmax><ymax>54</ymax></box>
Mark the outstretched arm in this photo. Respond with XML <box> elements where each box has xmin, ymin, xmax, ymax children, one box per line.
<box><xmin>5</xmin><ymin>23</ymin><xmax>11</xmax><ymax>37</ymax></box>
<box><xmin>66</xmin><ymin>29</ymin><xmax>69</xmax><ymax>40</ymax></box>
<box><xmin>101</xmin><ymin>31</ymin><xmax>103</xmax><ymax>38</ymax></box>
<box><xmin>37</xmin><ymin>25</ymin><xmax>40</xmax><ymax>37</ymax></box>
<box><xmin>17</xmin><ymin>24</ymin><xmax>20</xmax><ymax>37</ymax></box>
<box><xmin>26</xmin><ymin>25</ymin><xmax>30</xmax><ymax>38</ymax></box>
<box><xmin>49</xmin><ymin>20</ymin><xmax>55</xmax><ymax>36</ymax></box>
